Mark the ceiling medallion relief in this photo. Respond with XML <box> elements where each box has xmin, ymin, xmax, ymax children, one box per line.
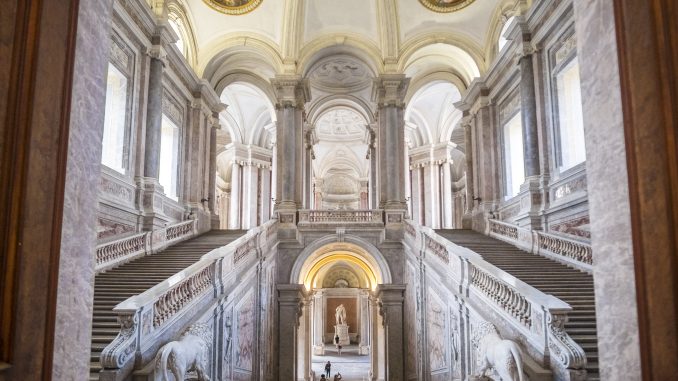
<box><xmin>309</xmin><ymin>57</ymin><xmax>371</xmax><ymax>92</ymax></box>
<box><xmin>418</xmin><ymin>0</ymin><xmax>476</xmax><ymax>13</ymax></box>
<box><xmin>202</xmin><ymin>0</ymin><xmax>262</xmax><ymax>15</ymax></box>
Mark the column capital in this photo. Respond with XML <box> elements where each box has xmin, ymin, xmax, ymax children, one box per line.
<box><xmin>371</xmin><ymin>74</ymin><xmax>410</xmax><ymax>108</ymax></box>
<box><xmin>145</xmin><ymin>44</ymin><xmax>168</xmax><ymax>66</ymax></box>
<box><xmin>271</xmin><ymin>75</ymin><xmax>310</xmax><ymax>108</ymax></box>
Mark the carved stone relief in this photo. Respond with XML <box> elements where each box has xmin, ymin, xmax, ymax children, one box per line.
<box><xmin>309</xmin><ymin>57</ymin><xmax>370</xmax><ymax>91</ymax></box>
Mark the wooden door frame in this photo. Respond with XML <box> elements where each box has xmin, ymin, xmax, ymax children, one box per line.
<box><xmin>614</xmin><ymin>0</ymin><xmax>678</xmax><ymax>379</ymax></box>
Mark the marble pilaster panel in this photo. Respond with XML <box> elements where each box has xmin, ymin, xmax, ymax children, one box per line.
<box><xmin>52</xmin><ymin>0</ymin><xmax>114</xmax><ymax>379</ymax></box>
<box><xmin>572</xmin><ymin>0</ymin><xmax>641</xmax><ymax>379</ymax></box>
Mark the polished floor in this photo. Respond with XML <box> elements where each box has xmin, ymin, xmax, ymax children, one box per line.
<box><xmin>311</xmin><ymin>345</ymin><xmax>370</xmax><ymax>381</ymax></box>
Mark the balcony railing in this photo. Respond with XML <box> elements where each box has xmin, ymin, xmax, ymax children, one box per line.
<box><xmin>297</xmin><ymin>209</ymin><xmax>384</xmax><ymax>226</ymax></box>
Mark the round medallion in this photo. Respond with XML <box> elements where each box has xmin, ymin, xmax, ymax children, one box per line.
<box><xmin>203</xmin><ymin>0</ymin><xmax>262</xmax><ymax>15</ymax></box>
<box><xmin>418</xmin><ymin>0</ymin><xmax>476</xmax><ymax>13</ymax></box>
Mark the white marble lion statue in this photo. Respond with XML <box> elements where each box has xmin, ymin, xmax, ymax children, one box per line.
<box><xmin>154</xmin><ymin>323</ymin><xmax>213</xmax><ymax>381</ymax></box>
<box><xmin>471</xmin><ymin>321</ymin><xmax>525</xmax><ymax>381</ymax></box>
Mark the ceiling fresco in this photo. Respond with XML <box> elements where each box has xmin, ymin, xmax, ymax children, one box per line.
<box><xmin>418</xmin><ymin>0</ymin><xmax>476</xmax><ymax>13</ymax></box>
<box><xmin>203</xmin><ymin>0</ymin><xmax>262</xmax><ymax>15</ymax></box>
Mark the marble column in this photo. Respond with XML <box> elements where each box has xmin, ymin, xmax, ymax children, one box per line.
<box><xmin>368</xmin><ymin>126</ymin><xmax>379</xmax><ymax>209</ymax></box>
<box><xmin>208</xmin><ymin>116</ymin><xmax>219</xmax><ymax>227</ymax></box>
<box><xmin>359</xmin><ymin>290</ymin><xmax>371</xmax><ymax>355</ymax></box>
<box><xmin>442</xmin><ymin>160</ymin><xmax>454</xmax><ymax>228</ymax></box>
<box><xmin>143</xmin><ymin>48</ymin><xmax>165</xmax><ymax>180</ymax></box>
<box><xmin>373</xmin><ymin>75</ymin><xmax>409</xmax><ymax>210</ymax></box>
<box><xmin>304</xmin><ymin>129</ymin><xmax>314</xmax><ymax>209</ymax></box>
<box><xmin>242</xmin><ymin>164</ymin><xmax>259</xmax><ymax>228</ymax></box>
<box><xmin>277</xmin><ymin>284</ymin><xmax>306</xmax><ymax>381</ymax></box>
<box><xmin>260</xmin><ymin>166</ymin><xmax>272</xmax><ymax>223</ymax></box>
<box><xmin>377</xmin><ymin>284</ymin><xmax>406</xmax><ymax>381</ymax></box>
<box><xmin>229</xmin><ymin>162</ymin><xmax>241</xmax><ymax>229</ymax></box>
<box><xmin>410</xmin><ymin>166</ymin><xmax>422</xmax><ymax>225</ymax></box>
<box><xmin>462</xmin><ymin>121</ymin><xmax>474</xmax><ymax>228</ymax></box>
<box><xmin>272</xmin><ymin>76</ymin><xmax>309</xmax><ymax>213</ymax></box>
<box><xmin>370</xmin><ymin>294</ymin><xmax>383</xmax><ymax>380</ymax></box>
<box><xmin>519</xmin><ymin>49</ymin><xmax>540</xmax><ymax>178</ymax></box>
<box><xmin>423</xmin><ymin>162</ymin><xmax>441</xmax><ymax>228</ymax></box>
<box><xmin>360</xmin><ymin>182</ymin><xmax>369</xmax><ymax>209</ymax></box>
<box><xmin>138</xmin><ymin>43</ymin><xmax>169</xmax><ymax>229</ymax></box>
<box><xmin>312</xmin><ymin>290</ymin><xmax>325</xmax><ymax>355</ymax></box>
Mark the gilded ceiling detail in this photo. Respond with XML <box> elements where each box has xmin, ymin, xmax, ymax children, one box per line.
<box><xmin>203</xmin><ymin>0</ymin><xmax>262</xmax><ymax>15</ymax></box>
<box><xmin>418</xmin><ymin>0</ymin><xmax>476</xmax><ymax>13</ymax></box>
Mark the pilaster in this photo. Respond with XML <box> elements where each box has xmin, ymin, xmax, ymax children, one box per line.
<box><xmin>376</xmin><ymin>284</ymin><xmax>406</xmax><ymax>381</ymax></box>
<box><xmin>277</xmin><ymin>284</ymin><xmax>306</xmax><ymax>381</ymax></box>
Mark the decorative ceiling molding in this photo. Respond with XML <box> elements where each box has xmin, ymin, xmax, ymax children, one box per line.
<box><xmin>418</xmin><ymin>0</ymin><xmax>476</xmax><ymax>13</ymax></box>
<box><xmin>202</xmin><ymin>0</ymin><xmax>263</xmax><ymax>15</ymax></box>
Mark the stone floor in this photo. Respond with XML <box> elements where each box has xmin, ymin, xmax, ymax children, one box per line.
<box><xmin>311</xmin><ymin>345</ymin><xmax>370</xmax><ymax>381</ymax></box>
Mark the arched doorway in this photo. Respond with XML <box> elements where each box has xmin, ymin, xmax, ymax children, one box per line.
<box><xmin>289</xmin><ymin>238</ymin><xmax>393</xmax><ymax>381</ymax></box>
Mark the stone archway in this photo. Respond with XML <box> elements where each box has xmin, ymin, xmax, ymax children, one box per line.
<box><xmin>278</xmin><ymin>235</ymin><xmax>402</xmax><ymax>381</ymax></box>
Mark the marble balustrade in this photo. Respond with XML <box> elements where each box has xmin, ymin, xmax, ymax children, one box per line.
<box><xmin>99</xmin><ymin>219</ymin><xmax>278</xmax><ymax>380</ymax></box>
<box><xmin>95</xmin><ymin>219</ymin><xmax>197</xmax><ymax>273</ymax></box>
<box><xmin>404</xmin><ymin>219</ymin><xmax>587</xmax><ymax>378</ymax></box>
<box><xmin>487</xmin><ymin>218</ymin><xmax>593</xmax><ymax>272</ymax></box>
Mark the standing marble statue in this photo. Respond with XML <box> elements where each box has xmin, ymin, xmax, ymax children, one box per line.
<box><xmin>335</xmin><ymin>304</ymin><xmax>347</xmax><ymax>325</ymax></box>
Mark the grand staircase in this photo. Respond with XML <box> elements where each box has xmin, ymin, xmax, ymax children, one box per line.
<box><xmin>89</xmin><ymin>230</ymin><xmax>245</xmax><ymax>381</ymax></box>
<box><xmin>436</xmin><ymin>229</ymin><xmax>599</xmax><ymax>380</ymax></box>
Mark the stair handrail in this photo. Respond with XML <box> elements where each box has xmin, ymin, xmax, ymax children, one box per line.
<box><xmin>95</xmin><ymin>219</ymin><xmax>198</xmax><ymax>273</ymax></box>
<box><xmin>99</xmin><ymin>219</ymin><xmax>278</xmax><ymax>378</ymax></box>
<box><xmin>486</xmin><ymin>218</ymin><xmax>593</xmax><ymax>272</ymax></box>
<box><xmin>404</xmin><ymin>220</ymin><xmax>588</xmax><ymax>376</ymax></box>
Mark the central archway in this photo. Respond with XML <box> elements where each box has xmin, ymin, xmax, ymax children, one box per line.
<box><xmin>290</xmin><ymin>235</ymin><xmax>392</xmax><ymax>380</ymax></box>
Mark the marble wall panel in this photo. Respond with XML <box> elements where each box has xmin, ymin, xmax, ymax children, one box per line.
<box><xmin>404</xmin><ymin>261</ymin><xmax>419</xmax><ymax>380</ymax></box>
<box><xmin>235</xmin><ymin>291</ymin><xmax>255</xmax><ymax>373</ymax></box>
<box><xmin>426</xmin><ymin>288</ymin><xmax>448</xmax><ymax>373</ymax></box>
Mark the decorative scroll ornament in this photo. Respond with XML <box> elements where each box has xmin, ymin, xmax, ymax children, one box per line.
<box><xmin>203</xmin><ymin>0</ymin><xmax>262</xmax><ymax>15</ymax></box>
<box><xmin>418</xmin><ymin>0</ymin><xmax>476</xmax><ymax>13</ymax></box>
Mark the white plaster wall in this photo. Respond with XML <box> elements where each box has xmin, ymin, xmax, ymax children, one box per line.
<box><xmin>303</xmin><ymin>0</ymin><xmax>380</xmax><ymax>44</ymax></box>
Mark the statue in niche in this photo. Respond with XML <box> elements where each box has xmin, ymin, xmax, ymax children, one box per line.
<box><xmin>154</xmin><ymin>323</ymin><xmax>212</xmax><ymax>381</ymax></box>
<box><xmin>335</xmin><ymin>304</ymin><xmax>347</xmax><ymax>326</ymax></box>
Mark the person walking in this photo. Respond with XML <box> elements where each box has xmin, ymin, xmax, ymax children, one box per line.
<box><xmin>337</xmin><ymin>344</ymin><xmax>342</xmax><ymax>356</ymax></box>
<box><xmin>324</xmin><ymin>361</ymin><xmax>331</xmax><ymax>378</ymax></box>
